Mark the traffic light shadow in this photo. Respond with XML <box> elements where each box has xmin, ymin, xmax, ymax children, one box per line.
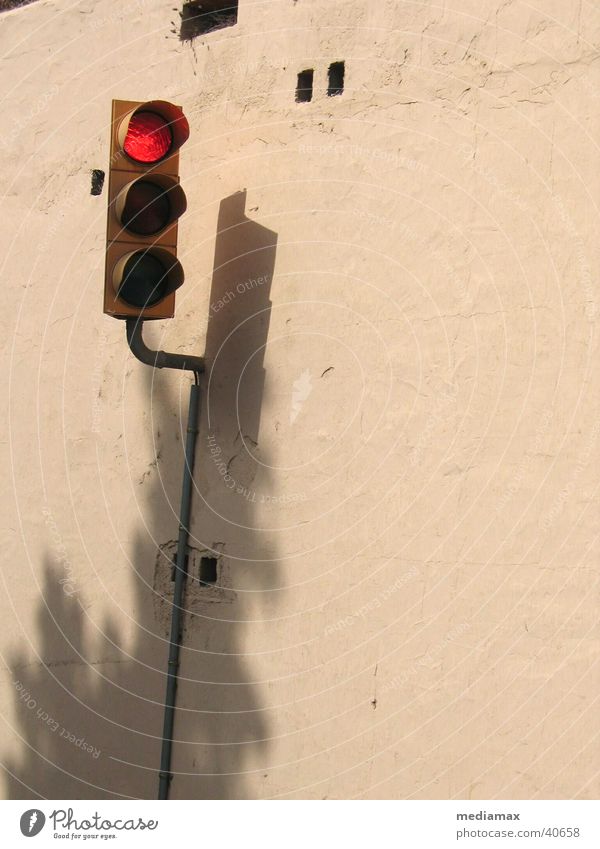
<box><xmin>204</xmin><ymin>189</ymin><xmax>277</xmax><ymax>450</ymax></box>
<box><xmin>3</xmin><ymin>191</ymin><xmax>280</xmax><ymax>800</ymax></box>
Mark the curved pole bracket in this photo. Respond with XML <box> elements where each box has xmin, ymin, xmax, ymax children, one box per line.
<box><xmin>126</xmin><ymin>318</ymin><xmax>205</xmax><ymax>376</ymax></box>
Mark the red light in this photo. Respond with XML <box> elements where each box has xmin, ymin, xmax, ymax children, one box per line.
<box><xmin>123</xmin><ymin>112</ymin><xmax>173</xmax><ymax>164</ymax></box>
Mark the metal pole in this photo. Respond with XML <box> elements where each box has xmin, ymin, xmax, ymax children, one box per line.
<box><xmin>125</xmin><ymin>318</ymin><xmax>203</xmax><ymax>800</ymax></box>
<box><xmin>158</xmin><ymin>378</ymin><xmax>201</xmax><ymax>799</ymax></box>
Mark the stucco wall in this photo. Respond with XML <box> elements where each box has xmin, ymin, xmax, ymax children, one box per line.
<box><xmin>0</xmin><ymin>0</ymin><xmax>598</xmax><ymax>799</ymax></box>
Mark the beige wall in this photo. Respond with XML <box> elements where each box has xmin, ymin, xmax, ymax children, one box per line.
<box><xmin>0</xmin><ymin>0</ymin><xmax>598</xmax><ymax>799</ymax></box>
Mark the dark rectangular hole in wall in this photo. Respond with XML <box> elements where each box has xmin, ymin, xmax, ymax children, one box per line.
<box><xmin>199</xmin><ymin>556</ymin><xmax>218</xmax><ymax>585</ymax></box>
<box><xmin>90</xmin><ymin>169</ymin><xmax>105</xmax><ymax>196</ymax></box>
<box><xmin>296</xmin><ymin>69</ymin><xmax>314</xmax><ymax>103</ymax></box>
<box><xmin>180</xmin><ymin>0</ymin><xmax>238</xmax><ymax>41</ymax></box>
<box><xmin>328</xmin><ymin>61</ymin><xmax>345</xmax><ymax>96</ymax></box>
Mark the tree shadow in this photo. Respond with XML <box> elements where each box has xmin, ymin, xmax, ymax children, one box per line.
<box><xmin>3</xmin><ymin>191</ymin><xmax>278</xmax><ymax>799</ymax></box>
<box><xmin>3</xmin><ymin>552</ymin><xmax>164</xmax><ymax>798</ymax></box>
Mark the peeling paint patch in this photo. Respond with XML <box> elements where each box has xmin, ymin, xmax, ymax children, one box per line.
<box><xmin>179</xmin><ymin>0</ymin><xmax>238</xmax><ymax>41</ymax></box>
<box><xmin>153</xmin><ymin>541</ymin><xmax>234</xmax><ymax>637</ymax></box>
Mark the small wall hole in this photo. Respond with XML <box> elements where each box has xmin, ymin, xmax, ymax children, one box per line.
<box><xmin>199</xmin><ymin>556</ymin><xmax>218</xmax><ymax>585</ymax></box>
<box><xmin>90</xmin><ymin>169</ymin><xmax>105</xmax><ymax>196</ymax></box>
<box><xmin>327</xmin><ymin>61</ymin><xmax>345</xmax><ymax>96</ymax></box>
<box><xmin>296</xmin><ymin>69</ymin><xmax>314</xmax><ymax>103</ymax></box>
<box><xmin>180</xmin><ymin>0</ymin><xmax>238</xmax><ymax>41</ymax></box>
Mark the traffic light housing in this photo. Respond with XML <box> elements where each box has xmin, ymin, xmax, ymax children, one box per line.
<box><xmin>104</xmin><ymin>100</ymin><xmax>190</xmax><ymax>319</ymax></box>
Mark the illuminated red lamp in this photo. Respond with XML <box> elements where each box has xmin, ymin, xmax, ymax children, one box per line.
<box><xmin>124</xmin><ymin>112</ymin><xmax>173</xmax><ymax>164</ymax></box>
<box><xmin>118</xmin><ymin>100</ymin><xmax>190</xmax><ymax>167</ymax></box>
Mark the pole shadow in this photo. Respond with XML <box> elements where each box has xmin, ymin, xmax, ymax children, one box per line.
<box><xmin>170</xmin><ymin>190</ymin><xmax>279</xmax><ymax>798</ymax></box>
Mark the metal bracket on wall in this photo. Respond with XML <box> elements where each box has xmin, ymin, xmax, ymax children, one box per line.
<box><xmin>126</xmin><ymin>317</ymin><xmax>205</xmax><ymax>374</ymax></box>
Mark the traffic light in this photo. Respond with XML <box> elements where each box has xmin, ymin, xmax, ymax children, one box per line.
<box><xmin>104</xmin><ymin>100</ymin><xmax>190</xmax><ymax>320</ymax></box>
